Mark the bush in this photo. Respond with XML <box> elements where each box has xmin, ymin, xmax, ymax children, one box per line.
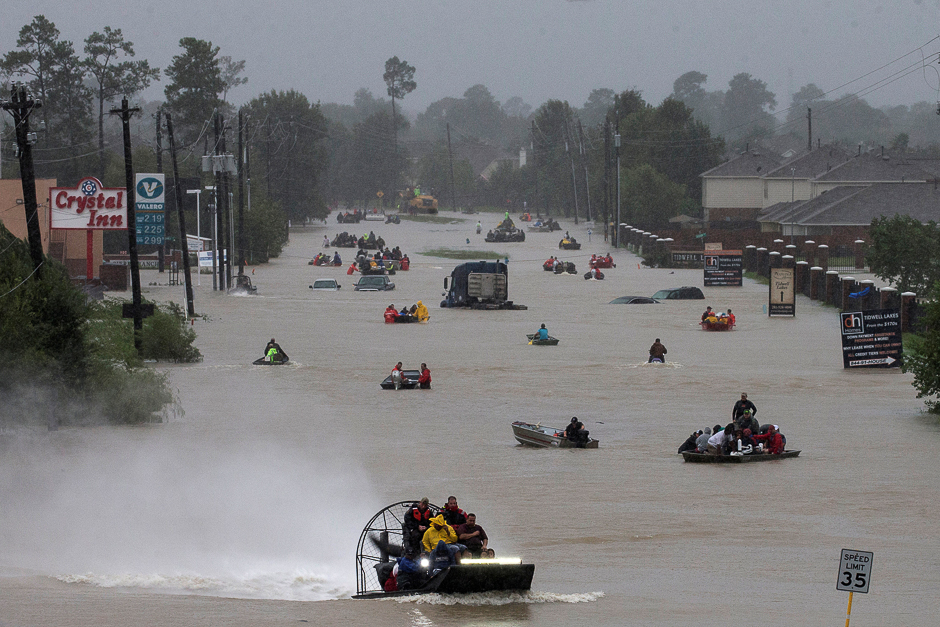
<box><xmin>902</xmin><ymin>283</ymin><xmax>940</xmax><ymax>413</ymax></box>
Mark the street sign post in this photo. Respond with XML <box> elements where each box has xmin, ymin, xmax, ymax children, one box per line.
<box><xmin>837</xmin><ymin>549</ymin><xmax>873</xmax><ymax>627</ymax></box>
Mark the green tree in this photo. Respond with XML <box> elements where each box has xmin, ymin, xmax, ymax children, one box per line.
<box><xmin>245</xmin><ymin>89</ymin><xmax>330</xmax><ymax>223</ymax></box>
<box><xmin>242</xmin><ymin>194</ymin><xmax>288</xmax><ymax>263</ymax></box>
<box><xmin>721</xmin><ymin>72</ymin><xmax>776</xmax><ymax>143</ymax></box>
<box><xmin>383</xmin><ymin>56</ymin><xmax>416</xmax><ymax>140</ymax></box>
<box><xmin>164</xmin><ymin>37</ymin><xmax>223</xmax><ymax>145</ymax></box>
<box><xmin>867</xmin><ymin>215</ymin><xmax>940</xmax><ymax>294</ymax></box>
<box><xmin>84</xmin><ymin>26</ymin><xmax>160</xmax><ymax>178</ymax></box>
<box><xmin>621</xmin><ymin>163</ymin><xmax>688</xmax><ymax>229</ymax></box>
<box><xmin>1</xmin><ymin>15</ymin><xmax>63</xmax><ymax>132</ymax></box>
<box><xmin>902</xmin><ymin>282</ymin><xmax>940</xmax><ymax>412</ymax></box>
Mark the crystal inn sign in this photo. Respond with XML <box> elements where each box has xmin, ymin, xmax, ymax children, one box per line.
<box><xmin>50</xmin><ymin>177</ymin><xmax>128</xmax><ymax>278</ymax></box>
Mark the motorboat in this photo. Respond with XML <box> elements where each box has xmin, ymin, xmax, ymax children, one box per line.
<box><xmin>352</xmin><ymin>501</ymin><xmax>535</xmax><ymax>599</ymax></box>
<box><xmin>511</xmin><ymin>421</ymin><xmax>598</xmax><ymax>448</ymax></box>
<box><xmin>681</xmin><ymin>450</ymin><xmax>801</xmax><ymax>463</ymax></box>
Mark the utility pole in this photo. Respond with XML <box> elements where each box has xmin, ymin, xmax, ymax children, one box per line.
<box><xmin>165</xmin><ymin>112</ymin><xmax>195</xmax><ymax>318</ymax></box>
<box><xmin>564</xmin><ymin>116</ymin><xmax>579</xmax><ymax>224</ymax></box>
<box><xmin>214</xmin><ymin>112</ymin><xmax>224</xmax><ymax>291</ymax></box>
<box><xmin>110</xmin><ymin>97</ymin><xmax>144</xmax><ymax>353</ymax></box>
<box><xmin>603</xmin><ymin>116</ymin><xmax>610</xmax><ymax>243</ymax></box>
<box><xmin>2</xmin><ymin>85</ymin><xmax>44</xmax><ymax>276</ymax></box>
<box><xmin>531</xmin><ymin>123</ymin><xmax>540</xmax><ymax>219</ymax></box>
<box><xmin>219</xmin><ymin>116</ymin><xmax>231</xmax><ymax>290</ymax></box>
<box><xmin>155</xmin><ymin>108</ymin><xmax>165</xmax><ymax>273</ymax></box>
<box><xmin>237</xmin><ymin>109</ymin><xmax>245</xmax><ymax>276</ymax></box>
<box><xmin>807</xmin><ymin>108</ymin><xmax>812</xmax><ymax>152</ymax></box>
<box><xmin>614</xmin><ymin>93</ymin><xmax>621</xmax><ymax>248</ymax></box>
<box><xmin>446</xmin><ymin>123</ymin><xmax>457</xmax><ymax>211</ymax></box>
<box><xmin>577</xmin><ymin>118</ymin><xmax>592</xmax><ymax>222</ymax></box>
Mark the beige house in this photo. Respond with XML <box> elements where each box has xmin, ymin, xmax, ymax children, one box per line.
<box><xmin>0</xmin><ymin>178</ymin><xmax>104</xmax><ymax>278</ymax></box>
<box><xmin>700</xmin><ymin>150</ymin><xmax>781</xmax><ymax>222</ymax></box>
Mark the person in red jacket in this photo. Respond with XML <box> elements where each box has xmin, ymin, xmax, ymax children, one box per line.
<box><xmin>384</xmin><ymin>304</ymin><xmax>398</xmax><ymax>324</ymax></box>
<box><xmin>754</xmin><ymin>424</ymin><xmax>784</xmax><ymax>454</ymax></box>
<box><xmin>418</xmin><ymin>363</ymin><xmax>431</xmax><ymax>389</ymax></box>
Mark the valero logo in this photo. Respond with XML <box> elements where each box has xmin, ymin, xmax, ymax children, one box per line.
<box><xmin>136</xmin><ymin>177</ymin><xmax>164</xmax><ymax>199</ymax></box>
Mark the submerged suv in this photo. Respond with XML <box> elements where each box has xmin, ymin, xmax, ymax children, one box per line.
<box><xmin>651</xmin><ymin>286</ymin><xmax>705</xmax><ymax>300</ymax></box>
<box><xmin>354</xmin><ymin>275</ymin><xmax>395</xmax><ymax>291</ymax></box>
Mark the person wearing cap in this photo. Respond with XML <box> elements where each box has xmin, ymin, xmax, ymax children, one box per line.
<box><xmin>649</xmin><ymin>338</ymin><xmax>667</xmax><ymax>363</ymax></box>
<box><xmin>563</xmin><ymin>417</ymin><xmax>589</xmax><ymax>447</ymax></box>
<box><xmin>732</xmin><ymin>393</ymin><xmax>757</xmax><ymax>422</ymax></box>
<box><xmin>736</xmin><ymin>409</ymin><xmax>759</xmax><ymax>435</ymax></box>
<box><xmin>403</xmin><ymin>498</ymin><xmax>433</xmax><ymax>554</ymax></box>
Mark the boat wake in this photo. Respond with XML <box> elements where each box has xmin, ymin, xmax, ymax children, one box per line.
<box><xmin>54</xmin><ymin>569</ymin><xmax>354</xmax><ymax>602</ymax></box>
<box><xmin>621</xmin><ymin>362</ymin><xmax>683</xmax><ymax>369</ymax></box>
<box><xmin>393</xmin><ymin>590</ymin><xmax>604</xmax><ymax>606</ymax></box>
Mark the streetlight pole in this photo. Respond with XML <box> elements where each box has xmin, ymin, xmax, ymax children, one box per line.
<box><xmin>187</xmin><ymin>189</ymin><xmax>201</xmax><ymax>286</ymax></box>
<box><xmin>790</xmin><ymin>167</ymin><xmax>796</xmax><ymax>245</ymax></box>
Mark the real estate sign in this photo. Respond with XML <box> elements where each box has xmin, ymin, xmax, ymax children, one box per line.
<box><xmin>840</xmin><ymin>308</ymin><xmax>903</xmax><ymax>368</ymax></box>
<box><xmin>704</xmin><ymin>250</ymin><xmax>742</xmax><ymax>286</ymax></box>
<box><xmin>769</xmin><ymin>267</ymin><xmax>796</xmax><ymax>316</ymax></box>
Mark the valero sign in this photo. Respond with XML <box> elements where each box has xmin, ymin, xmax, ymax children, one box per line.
<box><xmin>50</xmin><ymin>177</ymin><xmax>127</xmax><ymax>230</ymax></box>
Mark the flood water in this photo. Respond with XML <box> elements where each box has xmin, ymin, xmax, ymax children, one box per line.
<box><xmin>1</xmin><ymin>215</ymin><xmax>938</xmax><ymax>626</ymax></box>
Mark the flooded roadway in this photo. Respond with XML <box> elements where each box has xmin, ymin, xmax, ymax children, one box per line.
<box><xmin>1</xmin><ymin>215</ymin><xmax>938</xmax><ymax>626</ymax></box>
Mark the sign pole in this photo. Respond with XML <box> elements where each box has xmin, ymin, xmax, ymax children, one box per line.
<box><xmin>845</xmin><ymin>591</ymin><xmax>853</xmax><ymax>627</ymax></box>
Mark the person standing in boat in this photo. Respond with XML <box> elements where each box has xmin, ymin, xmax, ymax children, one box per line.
<box><xmin>732</xmin><ymin>393</ymin><xmax>757</xmax><ymax>422</ymax></box>
<box><xmin>441</xmin><ymin>496</ymin><xmax>467</xmax><ymax>527</ymax></box>
<box><xmin>649</xmin><ymin>338</ymin><xmax>667</xmax><ymax>363</ymax></box>
<box><xmin>418</xmin><ymin>363</ymin><xmax>431</xmax><ymax>389</ymax></box>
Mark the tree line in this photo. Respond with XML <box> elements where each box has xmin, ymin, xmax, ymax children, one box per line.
<box><xmin>5</xmin><ymin>14</ymin><xmax>940</xmax><ymax>252</ymax></box>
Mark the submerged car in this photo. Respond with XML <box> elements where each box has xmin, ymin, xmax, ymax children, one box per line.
<box><xmin>310</xmin><ymin>278</ymin><xmax>341</xmax><ymax>291</ymax></box>
<box><xmin>651</xmin><ymin>286</ymin><xmax>705</xmax><ymax>300</ymax></box>
<box><xmin>354</xmin><ymin>275</ymin><xmax>396</xmax><ymax>291</ymax></box>
<box><xmin>609</xmin><ymin>295</ymin><xmax>661</xmax><ymax>304</ymax></box>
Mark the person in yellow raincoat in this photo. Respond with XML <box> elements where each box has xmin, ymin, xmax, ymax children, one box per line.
<box><xmin>421</xmin><ymin>514</ymin><xmax>460</xmax><ymax>553</ymax></box>
<box><xmin>415</xmin><ymin>300</ymin><xmax>430</xmax><ymax>322</ymax></box>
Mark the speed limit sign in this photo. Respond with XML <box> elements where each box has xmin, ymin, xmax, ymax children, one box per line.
<box><xmin>837</xmin><ymin>549</ymin><xmax>873</xmax><ymax>593</ymax></box>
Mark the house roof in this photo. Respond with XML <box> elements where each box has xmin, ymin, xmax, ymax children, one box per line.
<box><xmin>700</xmin><ymin>150</ymin><xmax>781</xmax><ymax>178</ymax></box>
<box><xmin>763</xmin><ymin>145</ymin><xmax>854</xmax><ymax>179</ymax></box>
<box><xmin>815</xmin><ymin>151</ymin><xmax>933</xmax><ymax>183</ymax></box>
<box><xmin>758</xmin><ymin>183</ymin><xmax>940</xmax><ymax>226</ymax></box>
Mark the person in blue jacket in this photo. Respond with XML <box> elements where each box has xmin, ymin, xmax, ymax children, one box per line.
<box><xmin>535</xmin><ymin>323</ymin><xmax>549</xmax><ymax>340</ymax></box>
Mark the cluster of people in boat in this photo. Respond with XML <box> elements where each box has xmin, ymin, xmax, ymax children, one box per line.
<box><xmin>701</xmin><ymin>306</ymin><xmax>735</xmax><ymax>325</ymax></box>
<box><xmin>589</xmin><ymin>254</ymin><xmax>615</xmax><ymax>269</ymax></box>
<box><xmin>310</xmin><ymin>251</ymin><xmax>342</xmax><ymax>266</ymax></box>
<box><xmin>351</xmin><ymin>249</ymin><xmax>410</xmax><ymax>274</ymax></box>
<box><xmin>543</xmin><ymin>256</ymin><xmax>576</xmax><ymax>274</ymax></box>
<box><xmin>531</xmin><ymin>217</ymin><xmax>560</xmax><ymax>230</ymax></box>
<box><xmin>384</xmin><ymin>302</ymin><xmax>429</xmax><ymax>324</ymax></box>
<box><xmin>389</xmin><ymin>361</ymin><xmax>431</xmax><ymax>388</ymax></box>
<box><xmin>677</xmin><ymin>393</ymin><xmax>787</xmax><ymax>455</ymax></box>
<box><xmin>383</xmin><ymin>497</ymin><xmax>496</xmax><ymax>591</ymax></box>
<box><xmin>331</xmin><ymin>231</ymin><xmax>386</xmax><ymax>249</ymax></box>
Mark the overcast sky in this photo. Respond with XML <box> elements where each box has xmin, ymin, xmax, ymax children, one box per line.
<box><xmin>4</xmin><ymin>0</ymin><xmax>940</xmax><ymax>119</ymax></box>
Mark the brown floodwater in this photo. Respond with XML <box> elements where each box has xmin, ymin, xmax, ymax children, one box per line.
<box><xmin>1</xmin><ymin>215</ymin><xmax>938</xmax><ymax>626</ymax></box>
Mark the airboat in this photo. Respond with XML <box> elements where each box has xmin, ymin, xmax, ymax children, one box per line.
<box><xmin>353</xmin><ymin>501</ymin><xmax>535</xmax><ymax>599</ymax></box>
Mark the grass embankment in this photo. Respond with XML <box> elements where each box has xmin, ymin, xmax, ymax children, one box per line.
<box><xmin>744</xmin><ymin>271</ymin><xmax>769</xmax><ymax>285</ymax></box>
<box><xmin>422</xmin><ymin>248</ymin><xmax>506</xmax><ymax>260</ymax></box>
<box><xmin>399</xmin><ymin>214</ymin><xmax>467</xmax><ymax>224</ymax></box>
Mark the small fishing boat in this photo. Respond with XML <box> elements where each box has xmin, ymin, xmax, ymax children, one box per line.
<box><xmin>700</xmin><ymin>319</ymin><xmax>734</xmax><ymax>331</ymax></box>
<box><xmin>681</xmin><ymin>450</ymin><xmax>801</xmax><ymax>463</ymax></box>
<box><xmin>511</xmin><ymin>421</ymin><xmax>599</xmax><ymax>448</ymax></box>
<box><xmin>353</xmin><ymin>501</ymin><xmax>535</xmax><ymax>599</ymax></box>
<box><xmin>526</xmin><ymin>333</ymin><xmax>559</xmax><ymax>346</ymax></box>
<box><xmin>380</xmin><ymin>369</ymin><xmax>421</xmax><ymax>389</ymax></box>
